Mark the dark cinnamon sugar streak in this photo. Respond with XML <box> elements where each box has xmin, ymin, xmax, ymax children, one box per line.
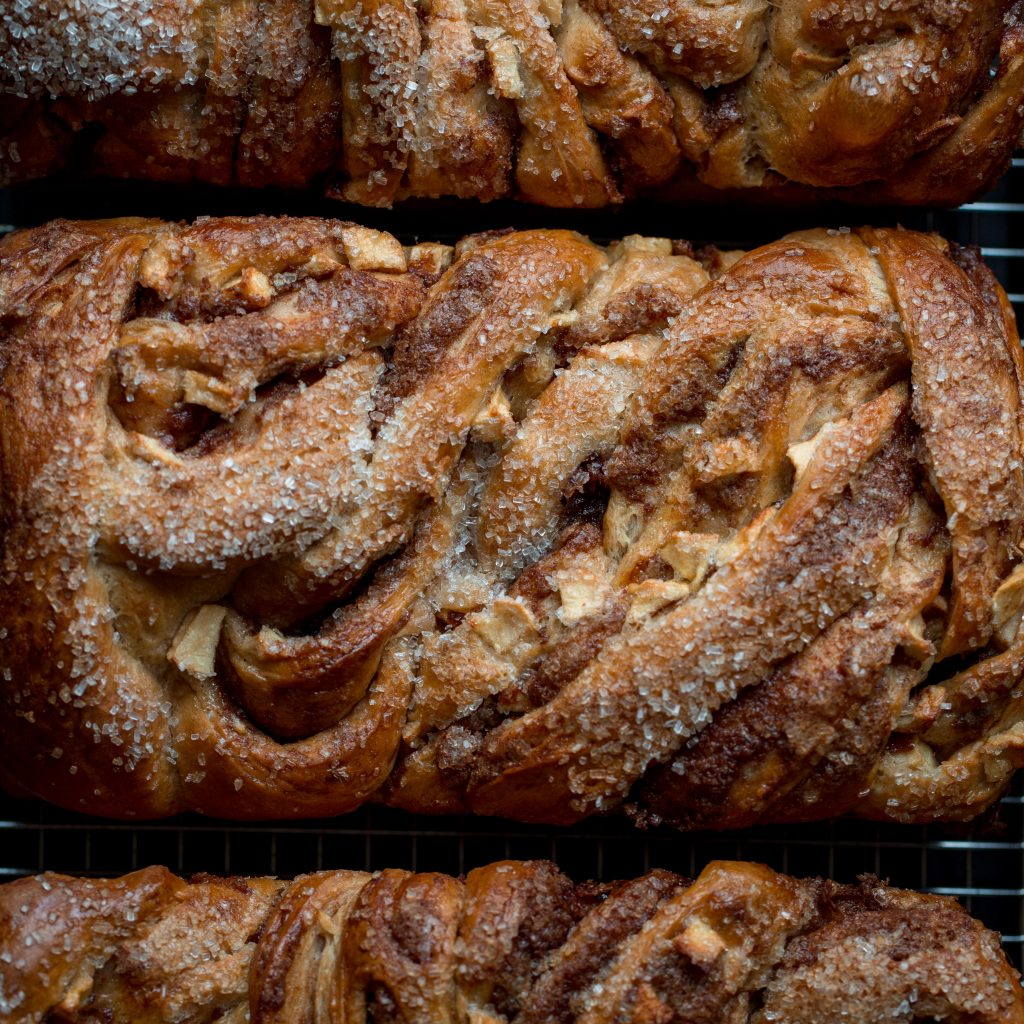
<box><xmin>1</xmin><ymin>1</ymin><xmax>1022</xmax><ymax>206</ymax></box>
<box><xmin>1</xmin><ymin>859</ymin><xmax>1021</xmax><ymax>1023</ymax></box>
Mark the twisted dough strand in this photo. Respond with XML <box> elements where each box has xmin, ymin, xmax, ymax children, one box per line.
<box><xmin>0</xmin><ymin>859</ymin><xmax>1021</xmax><ymax>1024</ymax></box>
<box><xmin>1</xmin><ymin>217</ymin><xmax>1024</xmax><ymax>827</ymax></box>
<box><xmin>1</xmin><ymin>0</ymin><xmax>1022</xmax><ymax>206</ymax></box>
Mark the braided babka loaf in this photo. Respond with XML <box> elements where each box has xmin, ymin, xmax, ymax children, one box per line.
<box><xmin>1</xmin><ymin>859</ymin><xmax>1021</xmax><ymax>1023</ymax></box>
<box><xmin>2</xmin><ymin>217</ymin><xmax>1024</xmax><ymax>825</ymax></box>
<box><xmin>1</xmin><ymin>0</ymin><xmax>1022</xmax><ymax>207</ymax></box>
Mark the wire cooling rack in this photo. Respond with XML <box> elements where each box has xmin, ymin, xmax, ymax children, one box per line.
<box><xmin>1</xmin><ymin>158</ymin><xmax>1023</xmax><ymax>969</ymax></box>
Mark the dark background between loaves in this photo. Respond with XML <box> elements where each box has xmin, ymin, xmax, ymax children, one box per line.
<box><xmin>1</xmin><ymin>158</ymin><xmax>1022</xmax><ymax>968</ymax></box>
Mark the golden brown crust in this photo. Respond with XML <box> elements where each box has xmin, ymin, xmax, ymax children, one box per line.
<box><xmin>2</xmin><ymin>217</ymin><xmax>1024</xmax><ymax>828</ymax></box>
<box><xmin>1</xmin><ymin>1</ymin><xmax>1021</xmax><ymax>206</ymax></box>
<box><xmin>0</xmin><ymin>859</ymin><xmax>1020</xmax><ymax>1024</ymax></box>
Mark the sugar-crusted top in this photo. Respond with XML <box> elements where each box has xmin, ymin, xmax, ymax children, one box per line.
<box><xmin>0</xmin><ymin>0</ymin><xmax>1020</xmax><ymax>205</ymax></box>
<box><xmin>1</xmin><ymin>859</ymin><xmax>1021</xmax><ymax>1023</ymax></box>
<box><xmin>0</xmin><ymin>216</ymin><xmax>1022</xmax><ymax>832</ymax></box>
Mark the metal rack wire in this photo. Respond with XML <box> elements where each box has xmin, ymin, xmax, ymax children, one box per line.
<box><xmin>1</xmin><ymin>157</ymin><xmax>1023</xmax><ymax>970</ymax></box>
<box><xmin>1</xmin><ymin>783</ymin><xmax>1022</xmax><ymax>968</ymax></box>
